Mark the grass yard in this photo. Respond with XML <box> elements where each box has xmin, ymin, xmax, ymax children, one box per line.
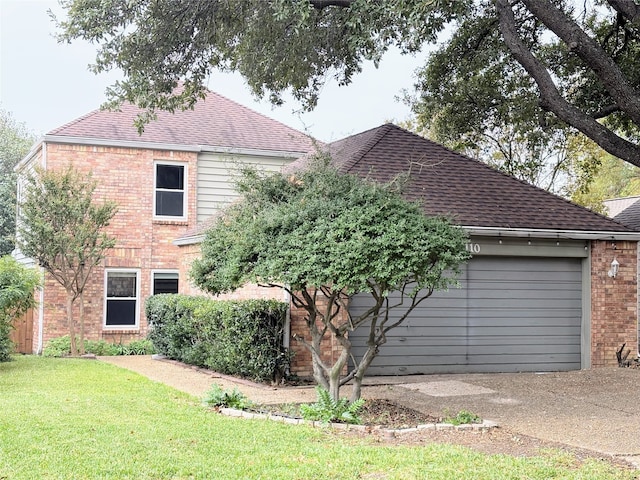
<box><xmin>0</xmin><ymin>356</ymin><xmax>634</xmax><ymax>480</ymax></box>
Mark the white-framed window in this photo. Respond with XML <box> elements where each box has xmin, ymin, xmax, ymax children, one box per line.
<box><xmin>152</xmin><ymin>270</ymin><xmax>179</xmax><ymax>295</ymax></box>
<box><xmin>154</xmin><ymin>161</ymin><xmax>187</xmax><ymax>219</ymax></box>
<box><xmin>104</xmin><ymin>269</ymin><xmax>140</xmax><ymax>329</ymax></box>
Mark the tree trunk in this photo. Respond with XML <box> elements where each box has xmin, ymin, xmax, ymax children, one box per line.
<box><xmin>78</xmin><ymin>292</ymin><xmax>85</xmax><ymax>355</ymax></box>
<box><xmin>328</xmin><ymin>344</ymin><xmax>350</xmax><ymax>402</ymax></box>
<box><xmin>349</xmin><ymin>344</ymin><xmax>378</xmax><ymax>403</ymax></box>
<box><xmin>66</xmin><ymin>293</ymin><xmax>77</xmax><ymax>356</ymax></box>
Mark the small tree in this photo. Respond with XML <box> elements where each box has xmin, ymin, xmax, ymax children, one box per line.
<box><xmin>0</xmin><ymin>109</ymin><xmax>36</xmax><ymax>256</ymax></box>
<box><xmin>17</xmin><ymin>166</ymin><xmax>117</xmax><ymax>356</ymax></box>
<box><xmin>0</xmin><ymin>256</ymin><xmax>41</xmax><ymax>361</ymax></box>
<box><xmin>191</xmin><ymin>159</ymin><xmax>470</xmax><ymax>401</ymax></box>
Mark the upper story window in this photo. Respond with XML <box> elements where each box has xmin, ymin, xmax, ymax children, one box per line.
<box><xmin>154</xmin><ymin>162</ymin><xmax>186</xmax><ymax>219</ymax></box>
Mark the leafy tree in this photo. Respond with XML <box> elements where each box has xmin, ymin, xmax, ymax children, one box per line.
<box><xmin>0</xmin><ymin>109</ymin><xmax>36</xmax><ymax>256</ymax></box>
<box><xmin>56</xmin><ymin>1</ymin><xmax>640</xmax><ymax>166</ymax></box>
<box><xmin>17</xmin><ymin>166</ymin><xmax>117</xmax><ymax>356</ymax></box>
<box><xmin>0</xmin><ymin>256</ymin><xmax>41</xmax><ymax>362</ymax></box>
<box><xmin>565</xmin><ymin>136</ymin><xmax>640</xmax><ymax>214</ymax></box>
<box><xmin>191</xmin><ymin>159</ymin><xmax>470</xmax><ymax>401</ymax></box>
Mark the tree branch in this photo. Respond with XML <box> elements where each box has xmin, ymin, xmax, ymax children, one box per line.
<box><xmin>496</xmin><ymin>0</ymin><xmax>640</xmax><ymax>167</ymax></box>
<box><xmin>522</xmin><ymin>0</ymin><xmax>640</xmax><ymax>126</ymax></box>
<box><xmin>607</xmin><ymin>0</ymin><xmax>640</xmax><ymax>25</ymax></box>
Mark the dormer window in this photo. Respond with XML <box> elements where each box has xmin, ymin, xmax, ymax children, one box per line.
<box><xmin>154</xmin><ymin>162</ymin><xmax>186</xmax><ymax>218</ymax></box>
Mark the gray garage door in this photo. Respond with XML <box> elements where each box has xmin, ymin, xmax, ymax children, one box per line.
<box><xmin>349</xmin><ymin>256</ymin><xmax>582</xmax><ymax>375</ymax></box>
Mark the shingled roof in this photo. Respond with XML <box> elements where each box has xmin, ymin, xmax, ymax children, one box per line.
<box><xmin>292</xmin><ymin>124</ymin><xmax>632</xmax><ymax>233</ymax></box>
<box><xmin>47</xmin><ymin>90</ymin><xmax>315</xmax><ymax>154</ymax></box>
<box><xmin>614</xmin><ymin>201</ymin><xmax>640</xmax><ymax>230</ymax></box>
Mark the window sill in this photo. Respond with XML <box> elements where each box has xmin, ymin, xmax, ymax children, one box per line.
<box><xmin>102</xmin><ymin>328</ymin><xmax>140</xmax><ymax>334</ymax></box>
<box><xmin>152</xmin><ymin>218</ymin><xmax>188</xmax><ymax>226</ymax></box>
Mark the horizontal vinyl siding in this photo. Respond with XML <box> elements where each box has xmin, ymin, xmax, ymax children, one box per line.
<box><xmin>196</xmin><ymin>153</ymin><xmax>294</xmax><ymax>223</ymax></box>
<box><xmin>349</xmin><ymin>256</ymin><xmax>582</xmax><ymax>375</ymax></box>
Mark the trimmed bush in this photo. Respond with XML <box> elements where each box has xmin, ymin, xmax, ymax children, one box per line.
<box><xmin>42</xmin><ymin>336</ymin><xmax>155</xmax><ymax>357</ymax></box>
<box><xmin>145</xmin><ymin>294</ymin><xmax>289</xmax><ymax>383</ymax></box>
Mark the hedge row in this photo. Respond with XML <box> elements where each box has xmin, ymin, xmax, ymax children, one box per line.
<box><xmin>145</xmin><ymin>294</ymin><xmax>290</xmax><ymax>383</ymax></box>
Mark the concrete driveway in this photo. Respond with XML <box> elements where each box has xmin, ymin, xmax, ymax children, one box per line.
<box><xmin>367</xmin><ymin>368</ymin><xmax>639</xmax><ymax>460</ymax></box>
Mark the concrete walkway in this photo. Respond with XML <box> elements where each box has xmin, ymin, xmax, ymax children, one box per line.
<box><xmin>100</xmin><ymin>356</ymin><xmax>640</xmax><ymax>465</ymax></box>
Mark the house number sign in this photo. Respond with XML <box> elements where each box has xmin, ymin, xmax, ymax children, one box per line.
<box><xmin>465</xmin><ymin>243</ymin><xmax>481</xmax><ymax>253</ymax></box>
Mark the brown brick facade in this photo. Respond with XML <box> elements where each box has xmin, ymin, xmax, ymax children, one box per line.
<box><xmin>29</xmin><ymin>143</ymin><xmax>198</xmax><ymax>351</ymax></box>
<box><xmin>590</xmin><ymin>240</ymin><xmax>638</xmax><ymax>367</ymax></box>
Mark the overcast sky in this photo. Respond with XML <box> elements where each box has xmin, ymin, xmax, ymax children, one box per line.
<box><xmin>1</xmin><ymin>0</ymin><xmax>430</xmax><ymax>143</ymax></box>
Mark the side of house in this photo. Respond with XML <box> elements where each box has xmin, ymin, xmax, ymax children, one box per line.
<box><xmin>14</xmin><ymin>90</ymin><xmax>315</xmax><ymax>353</ymax></box>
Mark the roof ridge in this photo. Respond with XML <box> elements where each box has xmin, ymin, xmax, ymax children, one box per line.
<box><xmin>336</xmin><ymin>123</ymin><xmax>396</xmax><ymax>172</ymax></box>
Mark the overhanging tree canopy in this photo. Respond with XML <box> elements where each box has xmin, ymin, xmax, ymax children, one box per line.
<box><xmin>57</xmin><ymin>0</ymin><xmax>640</xmax><ymax>167</ymax></box>
<box><xmin>191</xmin><ymin>159</ymin><xmax>470</xmax><ymax>401</ymax></box>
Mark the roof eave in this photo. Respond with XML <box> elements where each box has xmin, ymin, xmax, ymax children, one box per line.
<box><xmin>14</xmin><ymin>139</ymin><xmax>44</xmax><ymax>173</ymax></box>
<box><xmin>173</xmin><ymin>234</ymin><xmax>205</xmax><ymax>246</ymax></box>
<box><xmin>464</xmin><ymin>226</ymin><xmax>640</xmax><ymax>241</ymax></box>
<box><xmin>43</xmin><ymin>135</ymin><xmax>310</xmax><ymax>158</ymax></box>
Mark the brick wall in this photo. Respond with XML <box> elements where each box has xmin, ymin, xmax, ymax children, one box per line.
<box><xmin>32</xmin><ymin>142</ymin><xmax>198</xmax><ymax>349</ymax></box>
<box><xmin>590</xmin><ymin>239</ymin><xmax>638</xmax><ymax>366</ymax></box>
<box><xmin>288</xmin><ymin>291</ymin><xmax>348</xmax><ymax>378</ymax></box>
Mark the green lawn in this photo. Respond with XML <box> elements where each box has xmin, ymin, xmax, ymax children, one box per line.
<box><xmin>0</xmin><ymin>356</ymin><xmax>634</xmax><ymax>480</ymax></box>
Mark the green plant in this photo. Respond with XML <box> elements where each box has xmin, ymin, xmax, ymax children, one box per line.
<box><xmin>203</xmin><ymin>384</ymin><xmax>253</xmax><ymax>410</ymax></box>
<box><xmin>300</xmin><ymin>386</ymin><xmax>365</xmax><ymax>425</ymax></box>
<box><xmin>145</xmin><ymin>295</ymin><xmax>290</xmax><ymax>382</ymax></box>
<box><xmin>0</xmin><ymin>256</ymin><xmax>40</xmax><ymax>361</ymax></box>
<box><xmin>444</xmin><ymin>410</ymin><xmax>481</xmax><ymax>426</ymax></box>
<box><xmin>42</xmin><ymin>336</ymin><xmax>155</xmax><ymax>357</ymax></box>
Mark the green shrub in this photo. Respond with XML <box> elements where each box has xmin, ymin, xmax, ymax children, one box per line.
<box><xmin>300</xmin><ymin>386</ymin><xmax>365</xmax><ymax>424</ymax></box>
<box><xmin>444</xmin><ymin>410</ymin><xmax>481</xmax><ymax>425</ymax></box>
<box><xmin>145</xmin><ymin>294</ymin><xmax>290</xmax><ymax>383</ymax></box>
<box><xmin>0</xmin><ymin>256</ymin><xmax>41</xmax><ymax>361</ymax></box>
<box><xmin>42</xmin><ymin>336</ymin><xmax>155</xmax><ymax>357</ymax></box>
<box><xmin>203</xmin><ymin>384</ymin><xmax>253</xmax><ymax>410</ymax></box>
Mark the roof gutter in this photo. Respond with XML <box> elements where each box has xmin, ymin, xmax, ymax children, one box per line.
<box><xmin>43</xmin><ymin>135</ymin><xmax>309</xmax><ymax>159</ymax></box>
<box><xmin>463</xmin><ymin>226</ymin><xmax>640</xmax><ymax>241</ymax></box>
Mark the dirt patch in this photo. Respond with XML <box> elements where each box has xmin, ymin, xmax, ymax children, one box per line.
<box><xmin>253</xmin><ymin>398</ymin><xmax>637</xmax><ymax>471</ymax></box>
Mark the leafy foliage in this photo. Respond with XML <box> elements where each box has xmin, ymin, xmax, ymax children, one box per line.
<box><xmin>191</xmin><ymin>159</ymin><xmax>470</xmax><ymax>401</ymax></box>
<box><xmin>56</xmin><ymin>1</ymin><xmax>640</xmax><ymax>166</ymax></box>
<box><xmin>564</xmin><ymin>136</ymin><xmax>640</xmax><ymax>213</ymax></box>
<box><xmin>145</xmin><ymin>294</ymin><xmax>290</xmax><ymax>383</ymax></box>
<box><xmin>0</xmin><ymin>109</ymin><xmax>35</xmax><ymax>256</ymax></box>
<box><xmin>203</xmin><ymin>384</ymin><xmax>253</xmax><ymax>410</ymax></box>
<box><xmin>42</xmin><ymin>336</ymin><xmax>155</xmax><ymax>357</ymax></box>
<box><xmin>0</xmin><ymin>256</ymin><xmax>40</xmax><ymax>361</ymax></box>
<box><xmin>444</xmin><ymin>410</ymin><xmax>482</xmax><ymax>426</ymax></box>
<box><xmin>17</xmin><ymin>166</ymin><xmax>117</xmax><ymax>356</ymax></box>
<box><xmin>300</xmin><ymin>386</ymin><xmax>366</xmax><ymax>425</ymax></box>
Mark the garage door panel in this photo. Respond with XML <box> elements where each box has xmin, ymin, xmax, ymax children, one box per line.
<box><xmin>467</xmin><ymin>325</ymin><xmax>580</xmax><ymax>336</ymax></box>
<box><xmin>465</xmin><ymin>317</ymin><xmax>582</xmax><ymax>327</ymax></box>
<box><xmin>349</xmin><ymin>256</ymin><xmax>582</xmax><ymax>375</ymax></box>
<box><xmin>381</xmin><ymin>335</ymin><xmax>580</xmax><ymax>348</ymax></box>
<box><xmin>374</xmin><ymin>343</ymin><xmax>580</xmax><ymax>357</ymax></box>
